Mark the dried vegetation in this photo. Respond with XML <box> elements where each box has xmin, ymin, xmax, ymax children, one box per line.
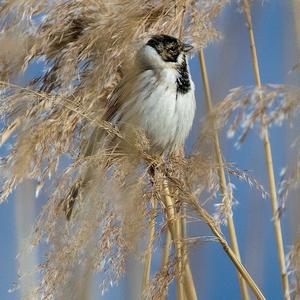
<box><xmin>0</xmin><ymin>0</ymin><xmax>299</xmax><ymax>299</ymax></box>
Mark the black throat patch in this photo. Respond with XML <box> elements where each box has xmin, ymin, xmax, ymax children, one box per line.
<box><xmin>176</xmin><ymin>57</ymin><xmax>191</xmax><ymax>94</ymax></box>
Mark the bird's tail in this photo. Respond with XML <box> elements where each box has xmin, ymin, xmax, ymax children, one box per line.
<box><xmin>62</xmin><ymin>127</ymin><xmax>106</xmax><ymax>220</ymax></box>
<box><xmin>63</xmin><ymin>182</ymin><xmax>80</xmax><ymax>220</ymax></box>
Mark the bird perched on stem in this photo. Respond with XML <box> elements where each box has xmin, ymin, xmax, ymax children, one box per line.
<box><xmin>64</xmin><ymin>34</ymin><xmax>196</xmax><ymax>218</ymax></box>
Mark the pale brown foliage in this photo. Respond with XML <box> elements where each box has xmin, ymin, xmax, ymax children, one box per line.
<box><xmin>0</xmin><ymin>0</ymin><xmax>230</xmax><ymax>298</ymax></box>
<box><xmin>289</xmin><ymin>235</ymin><xmax>300</xmax><ymax>298</ymax></box>
<box><xmin>2</xmin><ymin>0</ymin><xmax>298</xmax><ymax>299</ymax></box>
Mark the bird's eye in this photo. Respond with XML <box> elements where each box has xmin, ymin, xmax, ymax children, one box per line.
<box><xmin>168</xmin><ymin>47</ymin><xmax>177</xmax><ymax>55</ymax></box>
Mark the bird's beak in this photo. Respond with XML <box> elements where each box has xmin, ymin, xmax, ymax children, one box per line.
<box><xmin>183</xmin><ymin>43</ymin><xmax>193</xmax><ymax>53</ymax></box>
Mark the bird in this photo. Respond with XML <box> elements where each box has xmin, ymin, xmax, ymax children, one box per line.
<box><xmin>64</xmin><ymin>34</ymin><xmax>196</xmax><ymax>219</ymax></box>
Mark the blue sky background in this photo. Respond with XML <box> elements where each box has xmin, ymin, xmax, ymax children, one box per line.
<box><xmin>0</xmin><ymin>1</ymin><xmax>299</xmax><ymax>299</ymax></box>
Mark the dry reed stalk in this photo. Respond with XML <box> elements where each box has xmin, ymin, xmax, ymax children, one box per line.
<box><xmin>289</xmin><ymin>234</ymin><xmax>300</xmax><ymax>298</ymax></box>
<box><xmin>0</xmin><ymin>1</ymin><xmax>232</xmax><ymax>298</ymax></box>
<box><xmin>179</xmin><ymin>206</ymin><xmax>189</xmax><ymax>300</ymax></box>
<box><xmin>292</xmin><ymin>0</ymin><xmax>300</xmax><ymax>53</ymax></box>
<box><xmin>163</xmin><ymin>163</ymin><xmax>264</xmax><ymax>299</ymax></box>
<box><xmin>178</xmin><ymin>0</ymin><xmax>187</xmax><ymax>40</ymax></box>
<box><xmin>242</xmin><ymin>1</ymin><xmax>291</xmax><ymax>299</ymax></box>
<box><xmin>15</xmin><ymin>181</ymin><xmax>38</xmax><ymax>300</ymax></box>
<box><xmin>160</xmin><ymin>229</ymin><xmax>172</xmax><ymax>300</ymax></box>
<box><xmin>185</xmin><ymin>194</ymin><xmax>265</xmax><ymax>300</ymax></box>
<box><xmin>198</xmin><ymin>48</ymin><xmax>250</xmax><ymax>300</ymax></box>
<box><xmin>162</xmin><ymin>179</ymin><xmax>198</xmax><ymax>300</ymax></box>
<box><xmin>178</xmin><ymin>3</ymin><xmax>198</xmax><ymax>298</ymax></box>
<box><xmin>180</xmin><ymin>218</ymin><xmax>198</xmax><ymax>300</ymax></box>
<box><xmin>141</xmin><ymin>198</ymin><xmax>157</xmax><ymax>296</ymax></box>
<box><xmin>162</xmin><ymin>179</ymin><xmax>184</xmax><ymax>300</ymax></box>
<box><xmin>157</xmin><ymin>4</ymin><xmax>197</xmax><ymax>298</ymax></box>
<box><xmin>290</xmin><ymin>7</ymin><xmax>300</xmax><ymax>297</ymax></box>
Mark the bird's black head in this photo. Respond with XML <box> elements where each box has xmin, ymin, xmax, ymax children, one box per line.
<box><xmin>146</xmin><ymin>34</ymin><xmax>193</xmax><ymax>63</ymax></box>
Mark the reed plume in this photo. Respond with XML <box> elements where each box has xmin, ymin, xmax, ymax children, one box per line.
<box><xmin>0</xmin><ymin>1</ymin><xmax>299</xmax><ymax>299</ymax></box>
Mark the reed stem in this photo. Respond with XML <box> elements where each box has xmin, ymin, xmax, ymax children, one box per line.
<box><xmin>242</xmin><ymin>1</ymin><xmax>291</xmax><ymax>299</ymax></box>
<box><xmin>177</xmin><ymin>2</ymin><xmax>198</xmax><ymax>297</ymax></box>
<box><xmin>161</xmin><ymin>228</ymin><xmax>172</xmax><ymax>300</ymax></box>
<box><xmin>198</xmin><ymin>48</ymin><xmax>250</xmax><ymax>300</ymax></box>
<box><xmin>162</xmin><ymin>180</ymin><xmax>184</xmax><ymax>300</ymax></box>
<box><xmin>189</xmin><ymin>198</ymin><xmax>265</xmax><ymax>300</ymax></box>
<box><xmin>141</xmin><ymin>198</ymin><xmax>157</xmax><ymax>297</ymax></box>
<box><xmin>162</xmin><ymin>179</ymin><xmax>198</xmax><ymax>300</ymax></box>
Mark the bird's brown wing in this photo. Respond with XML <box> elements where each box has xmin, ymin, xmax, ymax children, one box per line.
<box><xmin>63</xmin><ymin>72</ymin><xmax>141</xmax><ymax>219</ymax></box>
<box><xmin>103</xmin><ymin>71</ymin><xmax>139</xmax><ymax>123</ymax></box>
<box><xmin>80</xmin><ymin>70</ymin><xmax>139</xmax><ymax>157</ymax></box>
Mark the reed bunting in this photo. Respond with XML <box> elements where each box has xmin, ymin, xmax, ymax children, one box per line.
<box><xmin>65</xmin><ymin>34</ymin><xmax>196</xmax><ymax>218</ymax></box>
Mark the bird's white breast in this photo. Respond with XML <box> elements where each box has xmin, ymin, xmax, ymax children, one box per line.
<box><xmin>119</xmin><ymin>67</ymin><xmax>195</xmax><ymax>154</ymax></box>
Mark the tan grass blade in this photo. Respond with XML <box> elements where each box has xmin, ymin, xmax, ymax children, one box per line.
<box><xmin>187</xmin><ymin>195</ymin><xmax>265</xmax><ymax>300</ymax></box>
<box><xmin>162</xmin><ymin>179</ymin><xmax>198</xmax><ymax>300</ymax></box>
<box><xmin>198</xmin><ymin>48</ymin><xmax>250</xmax><ymax>300</ymax></box>
<box><xmin>292</xmin><ymin>0</ymin><xmax>300</xmax><ymax>53</ymax></box>
<box><xmin>162</xmin><ymin>179</ymin><xmax>184</xmax><ymax>300</ymax></box>
<box><xmin>141</xmin><ymin>198</ymin><xmax>157</xmax><ymax>297</ymax></box>
<box><xmin>242</xmin><ymin>1</ymin><xmax>291</xmax><ymax>299</ymax></box>
<box><xmin>0</xmin><ymin>117</ymin><xmax>22</xmax><ymax>146</ymax></box>
<box><xmin>160</xmin><ymin>228</ymin><xmax>172</xmax><ymax>300</ymax></box>
<box><xmin>177</xmin><ymin>1</ymin><xmax>198</xmax><ymax>297</ymax></box>
<box><xmin>15</xmin><ymin>181</ymin><xmax>38</xmax><ymax>300</ymax></box>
